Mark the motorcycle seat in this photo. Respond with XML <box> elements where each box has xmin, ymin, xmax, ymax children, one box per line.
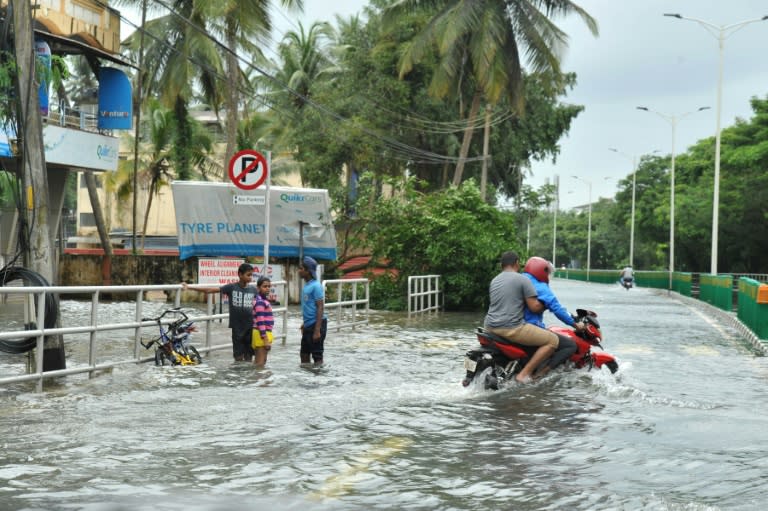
<box><xmin>476</xmin><ymin>327</ymin><xmax>520</xmax><ymax>346</ymax></box>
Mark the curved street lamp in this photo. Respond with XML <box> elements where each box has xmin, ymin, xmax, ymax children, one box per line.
<box><xmin>636</xmin><ymin>106</ymin><xmax>709</xmax><ymax>291</ymax></box>
<box><xmin>664</xmin><ymin>13</ymin><xmax>768</xmax><ymax>275</ymax></box>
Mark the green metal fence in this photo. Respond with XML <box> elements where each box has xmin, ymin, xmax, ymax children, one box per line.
<box><xmin>552</xmin><ymin>269</ymin><xmax>689</xmax><ymax>295</ymax></box>
<box><xmin>737</xmin><ymin>278</ymin><xmax>768</xmax><ymax>340</ymax></box>
<box><xmin>552</xmin><ymin>270</ymin><xmax>767</xmax><ymax>343</ymax></box>
<box><xmin>699</xmin><ymin>274</ymin><xmax>733</xmax><ymax>312</ymax></box>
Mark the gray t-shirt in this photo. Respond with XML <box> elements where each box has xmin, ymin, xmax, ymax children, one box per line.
<box><xmin>484</xmin><ymin>270</ymin><xmax>538</xmax><ymax>329</ymax></box>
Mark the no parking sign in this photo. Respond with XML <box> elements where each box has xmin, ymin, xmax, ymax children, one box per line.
<box><xmin>228</xmin><ymin>149</ymin><xmax>268</xmax><ymax>190</ymax></box>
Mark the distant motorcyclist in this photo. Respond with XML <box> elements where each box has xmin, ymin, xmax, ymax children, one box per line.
<box><xmin>620</xmin><ymin>266</ymin><xmax>634</xmax><ymax>290</ymax></box>
<box><xmin>523</xmin><ymin>257</ymin><xmax>583</xmax><ymax>379</ymax></box>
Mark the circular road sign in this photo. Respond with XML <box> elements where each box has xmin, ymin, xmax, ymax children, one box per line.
<box><xmin>228</xmin><ymin>149</ymin><xmax>268</xmax><ymax>190</ymax></box>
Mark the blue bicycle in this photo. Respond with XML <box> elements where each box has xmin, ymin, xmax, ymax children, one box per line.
<box><xmin>141</xmin><ymin>308</ymin><xmax>202</xmax><ymax>366</ymax></box>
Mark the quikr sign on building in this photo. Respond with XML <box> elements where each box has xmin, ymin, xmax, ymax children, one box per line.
<box><xmin>171</xmin><ymin>181</ymin><xmax>337</xmax><ymax>261</ymax></box>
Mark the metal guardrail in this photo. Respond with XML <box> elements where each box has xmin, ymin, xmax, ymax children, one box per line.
<box><xmin>46</xmin><ymin>104</ymin><xmax>100</xmax><ymax>132</ymax></box>
<box><xmin>408</xmin><ymin>275</ymin><xmax>443</xmax><ymax>315</ymax></box>
<box><xmin>322</xmin><ymin>278</ymin><xmax>370</xmax><ymax>331</ymax></box>
<box><xmin>0</xmin><ymin>282</ymin><xmax>289</xmax><ymax>392</ymax></box>
<box><xmin>1</xmin><ymin>278</ymin><xmax>371</xmax><ymax>392</ymax></box>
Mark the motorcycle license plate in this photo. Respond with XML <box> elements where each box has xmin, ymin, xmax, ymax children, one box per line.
<box><xmin>464</xmin><ymin>357</ymin><xmax>477</xmax><ymax>372</ymax></box>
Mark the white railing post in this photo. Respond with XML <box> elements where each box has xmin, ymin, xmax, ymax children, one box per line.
<box><xmin>134</xmin><ymin>290</ymin><xmax>144</xmax><ymax>359</ymax></box>
<box><xmin>35</xmin><ymin>291</ymin><xmax>45</xmax><ymax>392</ymax></box>
<box><xmin>89</xmin><ymin>291</ymin><xmax>99</xmax><ymax>375</ymax></box>
<box><xmin>320</xmin><ymin>278</ymin><xmax>370</xmax><ymax>331</ymax></box>
<box><xmin>407</xmin><ymin>275</ymin><xmax>443</xmax><ymax>315</ymax></box>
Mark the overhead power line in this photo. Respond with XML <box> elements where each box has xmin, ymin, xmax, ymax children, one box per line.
<box><xmin>100</xmin><ymin>0</ymin><xmax>490</xmax><ymax>165</ymax></box>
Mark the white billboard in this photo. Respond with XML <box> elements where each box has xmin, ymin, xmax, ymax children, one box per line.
<box><xmin>172</xmin><ymin>181</ymin><xmax>337</xmax><ymax>261</ymax></box>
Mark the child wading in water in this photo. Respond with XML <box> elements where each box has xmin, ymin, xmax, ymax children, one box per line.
<box><xmin>251</xmin><ymin>276</ymin><xmax>274</xmax><ymax>367</ymax></box>
<box><xmin>182</xmin><ymin>263</ymin><xmax>256</xmax><ymax>362</ymax></box>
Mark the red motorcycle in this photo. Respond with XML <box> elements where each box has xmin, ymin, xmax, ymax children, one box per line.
<box><xmin>462</xmin><ymin>308</ymin><xmax>619</xmax><ymax>390</ymax></box>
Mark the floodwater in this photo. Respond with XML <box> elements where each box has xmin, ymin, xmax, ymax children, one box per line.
<box><xmin>1</xmin><ymin>280</ymin><xmax>766</xmax><ymax>511</ymax></box>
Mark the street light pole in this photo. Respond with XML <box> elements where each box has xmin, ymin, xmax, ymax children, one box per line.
<box><xmin>664</xmin><ymin>13</ymin><xmax>768</xmax><ymax>275</ymax></box>
<box><xmin>637</xmin><ymin>106</ymin><xmax>709</xmax><ymax>291</ymax></box>
<box><xmin>552</xmin><ymin>174</ymin><xmax>559</xmax><ymax>266</ymax></box>
<box><xmin>571</xmin><ymin>175</ymin><xmax>592</xmax><ymax>280</ymax></box>
<box><xmin>608</xmin><ymin>149</ymin><xmax>638</xmax><ymax>267</ymax></box>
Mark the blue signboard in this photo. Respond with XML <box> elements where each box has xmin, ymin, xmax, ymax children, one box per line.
<box><xmin>35</xmin><ymin>40</ymin><xmax>51</xmax><ymax>116</ymax></box>
<box><xmin>98</xmin><ymin>68</ymin><xmax>132</xmax><ymax>130</ymax></box>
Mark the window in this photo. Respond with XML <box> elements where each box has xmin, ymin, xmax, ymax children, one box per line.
<box><xmin>79</xmin><ymin>212</ymin><xmax>96</xmax><ymax>227</ymax></box>
<box><xmin>66</xmin><ymin>1</ymin><xmax>102</xmax><ymax>26</ymax></box>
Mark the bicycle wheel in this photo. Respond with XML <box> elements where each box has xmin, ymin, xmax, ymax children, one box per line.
<box><xmin>155</xmin><ymin>349</ymin><xmax>173</xmax><ymax>366</ymax></box>
<box><xmin>187</xmin><ymin>346</ymin><xmax>202</xmax><ymax>365</ymax></box>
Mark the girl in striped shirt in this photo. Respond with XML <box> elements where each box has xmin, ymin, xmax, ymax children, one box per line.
<box><xmin>252</xmin><ymin>276</ymin><xmax>274</xmax><ymax>368</ymax></box>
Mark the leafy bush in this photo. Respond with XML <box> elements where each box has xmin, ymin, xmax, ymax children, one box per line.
<box><xmin>356</xmin><ymin>177</ymin><xmax>525</xmax><ymax>311</ymax></box>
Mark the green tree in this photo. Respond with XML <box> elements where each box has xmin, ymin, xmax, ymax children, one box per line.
<box><xmin>384</xmin><ymin>0</ymin><xmax>597</xmax><ymax>186</ymax></box>
<box><xmin>278</xmin><ymin>5</ymin><xmax>585</xmax><ymax>212</ymax></box>
<box><xmin>202</xmin><ymin>0</ymin><xmax>303</xmax><ymax>170</ymax></box>
<box><xmin>120</xmin><ymin>0</ymin><xmax>223</xmax><ymax>180</ymax></box>
<box><xmin>104</xmin><ymin>100</ymin><xmax>214</xmax><ymax>248</ymax></box>
<box><xmin>353</xmin><ymin>176</ymin><xmax>524</xmax><ymax>310</ymax></box>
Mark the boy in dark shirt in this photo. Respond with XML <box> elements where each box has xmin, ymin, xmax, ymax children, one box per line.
<box><xmin>183</xmin><ymin>263</ymin><xmax>257</xmax><ymax>361</ymax></box>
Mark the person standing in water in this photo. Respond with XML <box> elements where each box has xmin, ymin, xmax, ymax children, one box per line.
<box><xmin>298</xmin><ymin>256</ymin><xmax>327</xmax><ymax>366</ymax></box>
<box><xmin>252</xmin><ymin>276</ymin><xmax>274</xmax><ymax>368</ymax></box>
<box><xmin>183</xmin><ymin>263</ymin><xmax>256</xmax><ymax>362</ymax></box>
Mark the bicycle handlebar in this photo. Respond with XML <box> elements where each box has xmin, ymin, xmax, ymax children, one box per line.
<box><xmin>141</xmin><ymin>308</ymin><xmax>189</xmax><ymax>324</ymax></box>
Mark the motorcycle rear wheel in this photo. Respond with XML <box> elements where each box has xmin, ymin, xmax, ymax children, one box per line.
<box><xmin>483</xmin><ymin>367</ymin><xmax>500</xmax><ymax>390</ymax></box>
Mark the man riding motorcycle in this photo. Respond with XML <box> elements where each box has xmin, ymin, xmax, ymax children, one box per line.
<box><xmin>620</xmin><ymin>266</ymin><xmax>634</xmax><ymax>290</ymax></box>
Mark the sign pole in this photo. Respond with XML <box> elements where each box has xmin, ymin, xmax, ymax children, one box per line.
<box><xmin>263</xmin><ymin>151</ymin><xmax>271</xmax><ymax>275</ymax></box>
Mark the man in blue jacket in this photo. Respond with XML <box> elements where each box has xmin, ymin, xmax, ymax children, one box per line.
<box><xmin>523</xmin><ymin>257</ymin><xmax>584</xmax><ymax>379</ymax></box>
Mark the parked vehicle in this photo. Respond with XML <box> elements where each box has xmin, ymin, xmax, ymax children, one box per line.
<box><xmin>462</xmin><ymin>308</ymin><xmax>618</xmax><ymax>390</ymax></box>
<box><xmin>141</xmin><ymin>308</ymin><xmax>202</xmax><ymax>366</ymax></box>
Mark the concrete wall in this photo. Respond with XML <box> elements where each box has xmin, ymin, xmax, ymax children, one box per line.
<box><xmin>59</xmin><ymin>253</ymin><xmax>191</xmax><ymax>287</ymax></box>
<box><xmin>58</xmin><ymin>254</ymin><xmax>304</xmax><ymax>304</ymax></box>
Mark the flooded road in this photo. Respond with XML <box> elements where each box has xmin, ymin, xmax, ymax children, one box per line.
<box><xmin>1</xmin><ymin>280</ymin><xmax>766</xmax><ymax>510</ymax></box>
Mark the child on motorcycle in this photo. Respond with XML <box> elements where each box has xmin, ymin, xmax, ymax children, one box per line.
<box><xmin>523</xmin><ymin>257</ymin><xmax>584</xmax><ymax>379</ymax></box>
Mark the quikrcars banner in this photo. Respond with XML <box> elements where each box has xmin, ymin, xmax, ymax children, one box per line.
<box><xmin>171</xmin><ymin>181</ymin><xmax>337</xmax><ymax>261</ymax></box>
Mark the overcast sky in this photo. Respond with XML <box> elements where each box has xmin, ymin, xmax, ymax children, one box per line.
<box><xmin>123</xmin><ymin>1</ymin><xmax>768</xmax><ymax>209</ymax></box>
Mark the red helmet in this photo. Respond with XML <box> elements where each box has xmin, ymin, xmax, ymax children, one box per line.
<box><xmin>524</xmin><ymin>256</ymin><xmax>554</xmax><ymax>283</ymax></box>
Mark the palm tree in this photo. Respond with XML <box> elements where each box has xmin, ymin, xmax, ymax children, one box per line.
<box><xmin>120</xmin><ymin>0</ymin><xmax>224</xmax><ymax>179</ymax></box>
<box><xmin>270</xmin><ymin>21</ymin><xmax>336</xmax><ymax>110</ymax></box>
<box><xmin>203</xmin><ymin>0</ymin><xmax>304</xmax><ymax>171</ymax></box>
<box><xmin>104</xmin><ymin>99</ymin><xmax>216</xmax><ymax>249</ymax></box>
<box><xmin>384</xmin><ymin>0</ymin><xmax>598</xmax><ymax>187</ymax></box>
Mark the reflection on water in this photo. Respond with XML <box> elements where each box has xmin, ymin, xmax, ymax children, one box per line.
<box><xmin>1</xmin><ymin>281</ymin><xmax>767</xmax><ymax>510</ymax></box>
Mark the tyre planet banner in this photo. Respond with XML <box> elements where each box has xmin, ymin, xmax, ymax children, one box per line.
<box><xmin>172</xmin><ymin>181</ymin><xmax>337</xmax><ymax>261</ymax></box>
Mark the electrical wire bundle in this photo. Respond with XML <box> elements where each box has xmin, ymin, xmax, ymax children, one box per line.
<box><xmin>0</xmin><ymin>266</ymin><xmax>59</xmax><ymax>354</ymax></box>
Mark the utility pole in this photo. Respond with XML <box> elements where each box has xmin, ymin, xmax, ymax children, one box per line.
<box><xmin>12</xmin><ymin>0</ymin><xmax>66</xmax><ymax>370</ymax></box>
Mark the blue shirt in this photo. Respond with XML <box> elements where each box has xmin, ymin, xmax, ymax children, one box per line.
<box><xmin>301</xmin><ymin>278</ymin><xmax>326</xmax><ymax>327</ymax></box>
<box><xmin>523</xmin><ymin>273</ymin><xmax>575</xmax><ymax>329</ymax></box>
